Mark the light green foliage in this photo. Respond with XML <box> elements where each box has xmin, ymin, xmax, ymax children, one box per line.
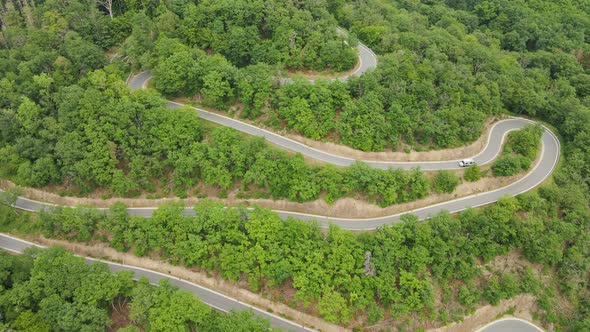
<box><xmin>130</xmin><ymin>278</ymin><xmax>209</xmax><ymax>331</ymax></box>
<box><xmin>153</xmin><ymin>50</ymin><xmax>200</xmax><ymax>96</ymax></box>
<box><xmin>492</xmin><ymin>154</ymin><xmax>528</xmax><ymax>176</ymax></box>
<box><xmin>6</xmin><ymin>164</ymin><xmax>590</xmax><ymax>327</ymax></box>
<box><xmin>337</xmin><ymin>92</ymin><xmax>389</xmax><ymax>151</ymax></box>
<box><xmin>11</xmin><ymin>310</ymin><xmax>51</xmax><ymax>332</ymax></box>
<box><xmin>2</xmin><ymin>0</ymin><xmax>590</xmax><ymax>329</ymax></box>
<box><xmin>457</xmin><ymin>283</ymin><xmax>479</xmax><ymax>309</ymax></box>
<box><xmin>275</xmin><ymin>78</ymin><xmax>348</xmax><ymax>141</ymax></box>
<box><xmin>0</xmin><ymin>23</ymin><xmax>432</xmax><ymax>208</ymax></box>
<box><xmin>508</xmin><ymin>125</ymin><xmax>543</xmax><ymax>160</ymax></box>
<box><xmin>205</xmin><ymin>309</ymin><xmax>278</xmax><ymax>332</ymax></box>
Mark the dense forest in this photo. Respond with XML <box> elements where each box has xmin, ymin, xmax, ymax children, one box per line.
<box><xmin>0</xmin><ymin>0</ymin><xmax>543</xmax><ymax>203</ymax></box>
<box><xmin>146</xmin><ymin>0</ymin><xmax>590</xmax><ymax>152</ymax></box>
<box><xmin>0</xmin><ymin>247</ymin><xmax>277</xmax><ymax>331</ymax></box>
<box><xmin>0</xmin><ymin>63</ymin><xmax>439</xmax><ymax>205</ymax></box>
<box><xmin>0</xmin><ymin>0</ymin><xmax>589</xmax><ymax>330</ymax></box>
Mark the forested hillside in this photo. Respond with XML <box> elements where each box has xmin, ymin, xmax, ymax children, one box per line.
<box><xmin>0</xmin><ymin>0</ymin><xmax>589</xmax><ymax>330</ymax></box>
<box><xmin>0</xmin><ymin>0</ymin><xmax>451</xmax><ymax>204</ymax></box>
<box><xmin>0</xmin><ymin>0</ymin><xmax>543</xmax><ymax>203</ymax></box>
<box><xmin>0</xmin><ymin>247</ymin><xmax>276</xmax><ymax>331</ymax></box>
<box><xmin>148</xmin><ymin>0</ymin><xmax>590</xmax><ymax>152</ymax></box>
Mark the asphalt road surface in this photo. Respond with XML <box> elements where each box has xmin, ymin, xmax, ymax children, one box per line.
<box><xmin>338</xmin><ymin>28</ymin><xmax>379</xmax><ymax>80</ymax></box>
<box><xmin>0</xmin><ymin>233</ymin><xmax>313</xmax><ymax>332</ymax></box>
<box><xmin>477</xmin><ymin>317</ymin><xmax>544</xmax><ymax>332</ymax></box>
<box><xmin>5</xmin><ymin>105</ymin><xmax>560</xmax><ymax>230</ymax></box>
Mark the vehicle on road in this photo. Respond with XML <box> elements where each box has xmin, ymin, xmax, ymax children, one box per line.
<box><xmin>459</xmin><ymin>159</ymin><xmax>476</xmax><ymax>167</ymax></box>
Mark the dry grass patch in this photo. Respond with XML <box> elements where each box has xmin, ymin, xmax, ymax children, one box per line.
<box><xmin>0</xmin><ymin>170</ymin><xmax>522</xmax><ymax>219</ymax></box>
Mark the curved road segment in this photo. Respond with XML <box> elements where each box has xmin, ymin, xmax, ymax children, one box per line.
<box><xmin>5</xmin><ymin>29</ymin><xmax>560</xmax><ymax>230</ymax></box>
<box><xmin>477</xmin><ymin>317</ymin><xmax>544</xmax><ymax>332</ymax></box>
<box><xmin>0</xmin><ymin>31</ymin><xmax>558</xmax><ymax>332</ymax></box>
<box><xmin>0</xmin><ymin>233</ymin><xmax>313</xmax><ymax>332</ymax></box>
<box><xmin>7</xmin><ymin>81</ymin><xmax>561</xmax><ymax>229</ymax></box>
<box><xmin>279</xmin><ymin>27</ymin><xmax>378</xmax><ymax>84</ymax></box>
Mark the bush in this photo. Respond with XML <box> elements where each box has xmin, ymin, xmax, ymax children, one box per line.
<box><xmin>494</xmin><ymin>125</ymin><xmax>542</xmax><ymax>176</ymax></box>
<box><xmin>433</xmin><ymin>170</ymin><xmax>460</xmax><ymax>193</ymax></box>
<box><xmin>464</xmin><ymin>164</ymin><xmax>481</xmax><ymax>182</ymax></box>
<box><xmin>483</xmin><ymin>276</ymin><xmax>505</xmax><ymax>305</ymax></box>
<box><xmin>508</xmin><ymin>125</ymin><xmax>543</xmax><ymax>160</ymax></box>
<box><xmin>492</xmin><ymin>155</ymin><xmax>529</xmax><ymax>176</ymax></box>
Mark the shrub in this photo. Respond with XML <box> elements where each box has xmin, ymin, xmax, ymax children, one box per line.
<box><xmin>433</xmin><ymin>170</ymin><xmax>460</xmax><ymax>193</ymax></box>
<box><xmin>464</xmin><ymin>164</ymin><xmax>481</xmax><ymax>182</ymax></box>
<box><xmin>492</xmin><ymin>155</ymin><xmax>524</xmax><ymax>176</ymax></box>
<box><xmin>509</xmin><ymin>125</ymin><xmax>543</xmax><ymax>160</ymax></box>
<box><xmin>483</xmin><ymin>276</ymin><xmax>504</xmax><ymax>305</ymax></box>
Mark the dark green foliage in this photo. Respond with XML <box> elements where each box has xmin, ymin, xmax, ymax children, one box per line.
<box><xmin>493</xmin><ymin>125</ymin><xmax>543</xmax><ymax>176</ymax></box>
<box><xmin>2</xmin><ymin>0</ymin><xmax>590</xmax><ymax>329</ymax></box>
<box><xmin>492</xmin><ymin>155</ymin><xmax>528</xmax><ymax>176</ymax></box>
<box><xmin>0</xmin><ymin>19</ymin><xmax>430</xmax><ymax>207</ymax></box>
<box><xmin>433</xmin><ymin>170</ymin><xmax>460</xmax><ymax>193</ymax></box>
<box><xmin>0</xmin><ymin>247</ymin><xmax>130</xmax><ymax>331</ymax></box>
<box><xmin>176</xmin><ymin>0</ymin><xmax>356</xmax><ymax>71</ymax></box>
<box><xmin>464</xmin><ymin>164</ymin><xmax>482</xmax><ymax>182</ymax></box>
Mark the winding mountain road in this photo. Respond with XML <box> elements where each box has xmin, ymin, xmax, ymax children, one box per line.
<box><xmin>6</xmin><ymin>68</ymin><xmax>561</xmax><ymax>230</ymax></box>
<box><xmin>4</xmin><ymin>27</ymin><xmax>560</xmax><ymax>230</ymax></box>
<box><xmin>0</xmin><ymin>29</ymin><xmax>559</xmax><ymax>332</ymax></box>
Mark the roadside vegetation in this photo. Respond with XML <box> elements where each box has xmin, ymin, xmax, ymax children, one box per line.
<box><xmin>0</xmin><ymin>0</ymin><xmax>542</xmax><ymax>207</ymax></box>
<box><xmin>0</xmin><ymin>247</ymin><xmax>277</xmax><ymax>331</ymax></box>
<box><xmin>493</xmin><ymin>125</ymin><xmax>543</xmax><ymax>176</ymax></box>
<box><xmin>1</xmin><ymin>182</ymin><xmax>588</xmax><ymax>330</ymax></box>
<box><xmin>0</xmin><ymin>66</ymin><xmax>435</xmax><ymax>206</ymax></box>
<box><xmin>0</xmin><ymin>0</ymin><xmax>460</xmax><ymax>207</ymax></box>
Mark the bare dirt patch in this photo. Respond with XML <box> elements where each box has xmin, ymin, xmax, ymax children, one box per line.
<box><xmin>32</xmin><ymin>236</ymin><xmax>348</xmax><ymax>332</ymax></box>
<box><xmin>481</xmin><ymin>251</ymin><xmax>542</xmax><ymax>279</ymax></box>
<box><xmin>238</xmin><ymin>174</ymin><xmax>519</xmax><ymax>219</ymax></box>
<box><xmin>108</xmin><ymin>301</ymin><xmax>132</xmax><ymax>332</ymax></box>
